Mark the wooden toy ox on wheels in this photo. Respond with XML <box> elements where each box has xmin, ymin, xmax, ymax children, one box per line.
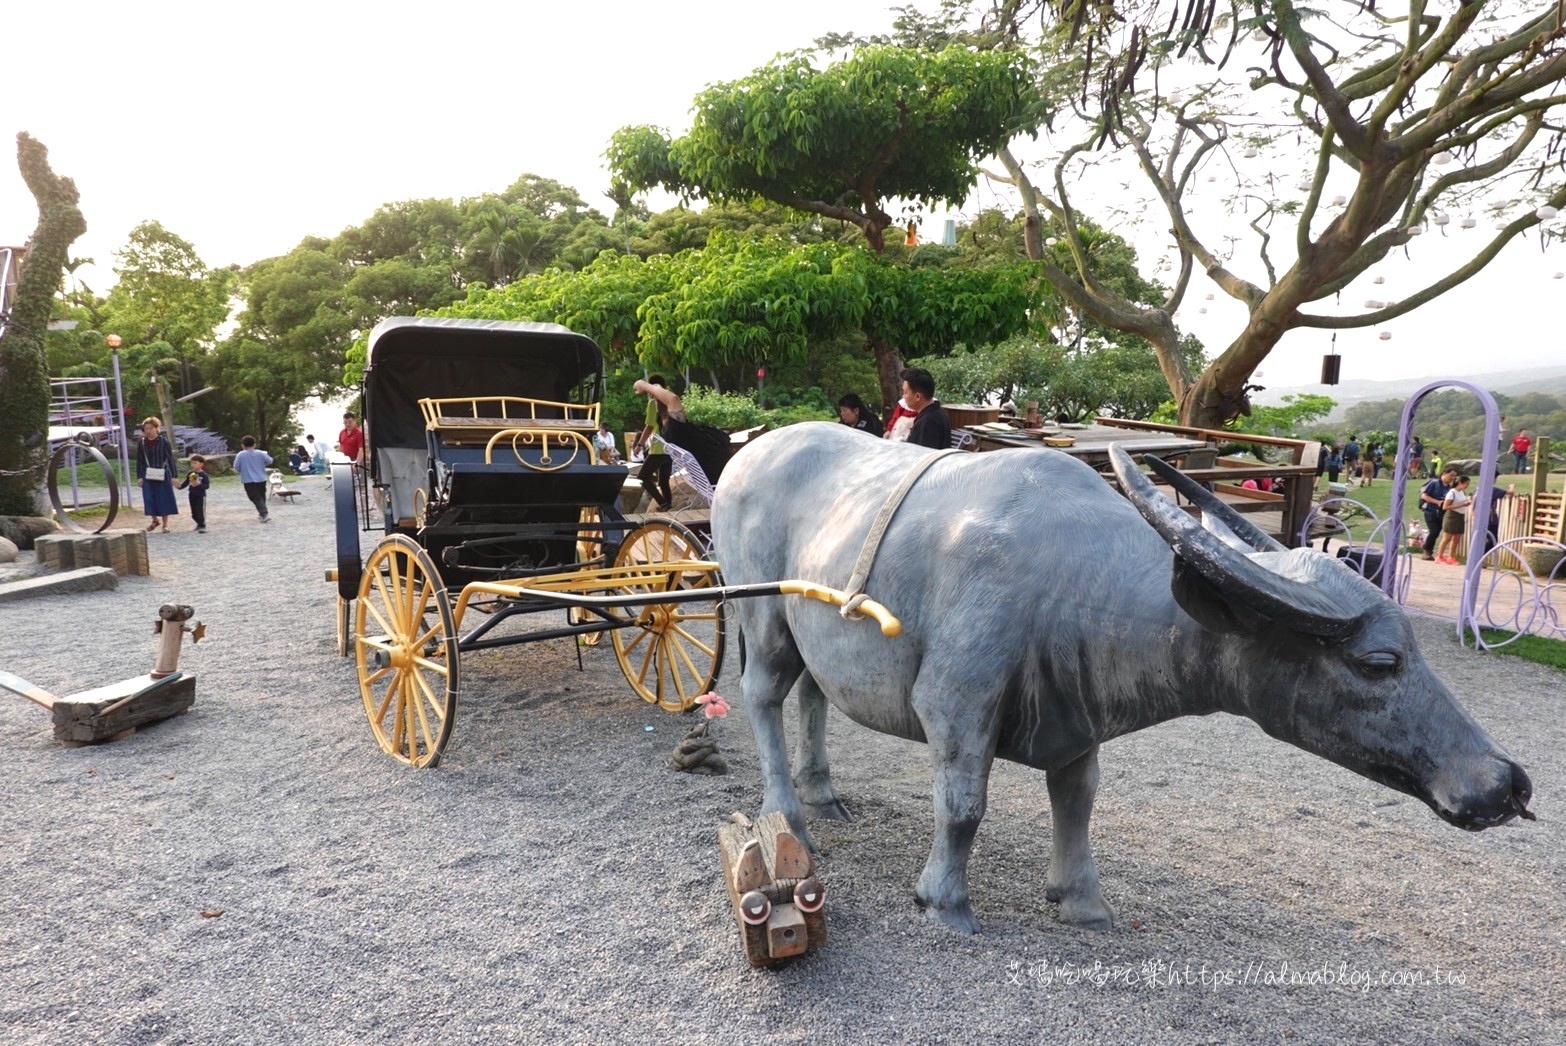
<box><xmin>710</xmin><ymin>424</ymin><xmax>1533</xmax><ymax>934</ymax></box>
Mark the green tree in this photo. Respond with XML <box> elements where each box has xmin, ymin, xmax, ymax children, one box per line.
<box><xmin>222</xmin><ymin>240</ymin><xmax>357</xmax><ymax>440</ymax></box>
<box><xmin>882</xmin><ymin>0</ymin><xmax>1566</xmax><ymax>429</ymax></box>
<box><xmin>440</xmin><ymin>235</ymin><xmax>1040</xmax><ymax>401</ymax></box>
<box><xmin>1238</xmin><ymin>393</ymin><xmax>1337</xmax><ymax>438</ymax></box>
<box><xmin>0</xmin><ymin>134</ymin><xmax>86</xmax><ymax>514</ymax></box>
<box><xmin>102</xmin><ymin>221</ymin><xmax>234</xmax><ymax>357</ymax></box>
<box><xmin>607</xmin><ymin>44</ymin><xmax>1043</xmax><ymax>404</ymax></box>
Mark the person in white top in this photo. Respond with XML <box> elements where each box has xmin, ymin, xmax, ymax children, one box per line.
<box><xmin>310</xmin><ymin>434</ymin><xmax>333</xmax><ymax>469</ymax></box>
<box><xmin>1436</xmin><ymin>474</ymin><xmax>1473</xmax><ymax>564</ymax></box>
<box><xmin>592</xmin><ymin>422</ymin><xmax>619</xmax><ymax>464</ymax></box>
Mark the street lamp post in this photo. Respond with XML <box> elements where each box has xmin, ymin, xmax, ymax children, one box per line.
<box><xmin>106</xmin><ymin>334</ymin><xmax>134</xmax><ymax>505</ymax></box>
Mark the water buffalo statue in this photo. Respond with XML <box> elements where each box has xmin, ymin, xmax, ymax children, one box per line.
<box><xmin>709</xmin><ymin>423</ymin><xmax>1532</xmax><ymax>933</ymax></box>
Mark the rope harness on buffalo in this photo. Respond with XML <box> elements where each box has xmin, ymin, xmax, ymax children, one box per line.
<box><xmin>838</xmin><ymin>449</ymin><xmax>962</xmax><ymax>621</ymax></box>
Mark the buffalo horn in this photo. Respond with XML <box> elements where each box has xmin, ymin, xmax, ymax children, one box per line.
<box><xmin>1141</xmin><ymin>454</ymin><xmax>1286</xmax><ymax>553</ymax></box>
<box><xmin>1110</xmin><ymin>445</ymin><xmax>1362</xmax><ymax>638</ymax></box>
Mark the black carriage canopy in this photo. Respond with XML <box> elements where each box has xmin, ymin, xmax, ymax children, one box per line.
<box><xmin>362</xmin><ymin>317</ymin><xmax>605</xmax><ymax>449</ymax></box>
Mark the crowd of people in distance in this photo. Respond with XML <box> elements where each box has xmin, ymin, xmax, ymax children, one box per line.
<box><xmin>1317</xmin><ymin>434</ymin><xmax>1387</xmax><ymax>488</ymax></box>
<box><xmin>1313</xmin><ymin>420</ymin><xmax>1548</xmax><ymax>567</ymax></box>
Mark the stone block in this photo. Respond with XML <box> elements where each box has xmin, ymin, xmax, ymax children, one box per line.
<box><xmin>33</xmin><ymin>531</ymin><xmax>149</xmax><ymax>576</ymax></box>
<box><xmin>0</xmin><ymin>567</ymin><xmax>118</xmax><ymax>603</ymax></box>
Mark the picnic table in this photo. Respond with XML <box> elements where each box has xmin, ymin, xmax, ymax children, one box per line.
<box><xmin>965</xmin><ymin>418</ymin><xmax>1318</xmax><ymax>548</ymax></box>
<box><xmin>968</xmin><ymin>422</ymin><xmax>1208</xmax><ymax>465</ymax></box>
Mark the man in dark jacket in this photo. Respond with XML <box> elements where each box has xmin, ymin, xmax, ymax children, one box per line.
<box><xmin>1419</xmin><ymin>467</ymin><xmax>1456</xmax><ymax>561</ymax></box>
<box><xmin>901</xmin><ymin>367</ymin><xmax>951</xmax><ymax>450</ymax></box>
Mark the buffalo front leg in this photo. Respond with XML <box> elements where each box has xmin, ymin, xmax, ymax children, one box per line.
<box><xmin>1044</xmin><ymin>746</ymin><xmax>1115</xmax><ymax>930</ymax></box>
<box><xmin>792</xmin><ymin>670</ymin><xmax>850</xmax><ymax>821</ymax></box>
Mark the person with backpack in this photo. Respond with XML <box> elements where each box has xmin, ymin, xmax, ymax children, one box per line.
<box><xmin>1342</xmin><ymin>435</ymin><xmax>1361</xmax><ymax>483</ymax></box>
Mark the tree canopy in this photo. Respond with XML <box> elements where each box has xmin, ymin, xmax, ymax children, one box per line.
<box><xmin>439</xmin><ymin>233</ymin><xmax>1042</xmax><ymax>387</ymax></box>
<box><xmin>608</xmin><ymin>45</ymin><xmax>1043</xmax><ymax>252</ymax></box>
<box><xmin>829</xmin><ymin>0</ymin><xmax>1566</xmax><ymax>429</ymax></box>
<box><xmin>608</xmin><ymin>44</ymin><xmax>1047</xmax><ymax>404</ymax></box>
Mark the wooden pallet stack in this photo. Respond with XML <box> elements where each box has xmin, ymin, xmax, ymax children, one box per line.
<box><xmin>35</xmin><ymin>530</ymin><xmax>149</xmax><ymax>576</ymax></box>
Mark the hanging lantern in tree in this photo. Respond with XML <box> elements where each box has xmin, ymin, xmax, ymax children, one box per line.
<box><xmin>1321</xmin><ymin>330</ymin><xmax>1341</xmax><ymax>385</ymax></box>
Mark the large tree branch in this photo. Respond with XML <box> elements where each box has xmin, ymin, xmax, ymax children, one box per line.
<box><xmin>1303</xmin><ymin>227</ymin><xmax>1407</xmax><ymax>301</ymax></box>
<box><xmin>1124</xmin><ymin>115</ymin><xmax>1264</xmax><ymax>308</ymax></box>
<box><xmin>1396</xmin><ymin>29</ymin><xmax>1566</xmax><ymax>155</ymax></box>
<box><xmin>1411</xmin><ymin>110</ymin><xmax>1546</xmax><ymax>221</ymax></box>
<box><xmin>1365</xmin><ymin>2</ymin><xmax>1484</xmax><ymax>138</ymax></box>
<box><xmin>1272</xmin><ymin>0</ymin><xmax>1371</xmax><ymax>158</ymax></box>
<box><xmin>1295</xmin><ymin>132</ymin><xmax>1335</xmax><ymax>260</ymax></box>
<box><xmin>987</xmin><ymin>145</ymin><xmax>1045</xmax><ymax>260</ymax></box>
<box><xmin>1293</xmin><ymin>185</ymin><xmax>1566</xmax><ymax>330</ymax></box>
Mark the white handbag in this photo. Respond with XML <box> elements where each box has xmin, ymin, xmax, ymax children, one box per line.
<box><xmin>145</xmin><ymin>467</ymin><xmax>165</xmax><ymax>481</ymax></box>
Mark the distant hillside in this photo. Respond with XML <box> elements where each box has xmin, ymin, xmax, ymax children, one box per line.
<box><xmin>1255</xmin><ymin>364</ymin><xmax>1566</xmax><ymax>420</ymax></box>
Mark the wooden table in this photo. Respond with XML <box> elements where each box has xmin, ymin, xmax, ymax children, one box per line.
<box><xmin>970</xmin><ymin>424</ymin><xmax>1208</xmax><ymax>466</ymax></box>
<box><xmin>968</xmin><ymin>424</ymin><xmax>1318</xmax><ymax>547</ymax></box>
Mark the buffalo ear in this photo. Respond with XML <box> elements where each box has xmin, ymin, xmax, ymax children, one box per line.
<box><xmin>1171</xmin><ymin>555</ymin><xmax>1256</xmax><ymax>634</ymax></box>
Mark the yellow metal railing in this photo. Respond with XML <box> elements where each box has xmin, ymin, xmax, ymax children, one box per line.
<box><xmin>418</xmin><ymin>395</ymin><xmax>599</xmax><ymax>432</ymax></box>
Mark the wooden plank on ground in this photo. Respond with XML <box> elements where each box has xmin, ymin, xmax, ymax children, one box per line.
<box><xmin>0</xmin><ymin>669</ymin><xmax>58</xmax><ymax>709</ymax></box>
<box><xmin>51</xmin><ymin>672</ymin><xmax>196</xmax><ymax>744</ymax></box>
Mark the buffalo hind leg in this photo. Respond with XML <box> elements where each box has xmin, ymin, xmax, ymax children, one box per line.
<box><xmin>792</xmin><ymin>670</ymin><xmax>850</xmax><ymax>821</ymax></box>
<box><xmin>913</xmin><ymin>691</ymin><xmax>1001</xmax><ymax>934</ymax></box>
<box><xmin>1044</xmin><ymin>746</ymin><xmax>1115</xmax><ymax>930</ymax></box>
<box><xmin>738</xmin><ymin>611</ymin><xmax>813</xmax><ymax>848</ymax></box>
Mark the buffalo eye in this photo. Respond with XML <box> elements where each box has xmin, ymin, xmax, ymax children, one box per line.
<box><xmin>1355</xmin><ymin>651</ymin><xmax>1401</xmax><ymax>678</ymax></box>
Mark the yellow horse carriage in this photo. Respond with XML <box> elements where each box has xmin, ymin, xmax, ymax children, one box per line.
<box><xmin>330</xmin><ymin>317</ymin><xmax>896</xmax><ymax>767</ymax></box>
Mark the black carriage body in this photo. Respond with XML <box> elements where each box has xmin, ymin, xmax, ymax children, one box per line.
<box><xmin>362</xmin><ymin>317</ymin><xmax>629</xmax><ymax>587</ymax></box>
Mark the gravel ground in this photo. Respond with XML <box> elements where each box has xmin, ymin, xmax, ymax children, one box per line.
<box><xmin>1</xmin><ymin>475</ymin><xmax>1562</xmax><ymax>1045</ymax></box>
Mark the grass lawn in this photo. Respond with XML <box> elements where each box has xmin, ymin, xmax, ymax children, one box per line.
<box><xmin>1475</xmin><ymin>629</ymin><xmax>1566</xmax><ymax>671</ymax></box>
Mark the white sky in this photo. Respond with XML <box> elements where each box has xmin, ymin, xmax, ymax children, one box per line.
<box><xmin>5</xmin><ymin>0</ymin><xmax>1563</xmax><ymax>392</ymax></box>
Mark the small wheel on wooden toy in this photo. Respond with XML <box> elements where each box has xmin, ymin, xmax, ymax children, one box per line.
<box><xmin>355</xmin><ymin>535</ymin><xmax>460</xmax><ymax>768</ymax></box>
<box><xmin>610</xmin><ymin>520</ymin><xmax>725</xmax><ymax>712</ymax></box>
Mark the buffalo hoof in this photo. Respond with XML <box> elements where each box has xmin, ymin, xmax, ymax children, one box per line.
<box><xmin>914</xmin><ymin>884</ymin><xmax>981</xmax><ymax>934</ymax></box>
<box><xmin>1051</xmin><ymin>892</ymin><xmax>1116</xmax><ymax>931</ymax></box>
<box><xmin>915</xmin><ymin>894</ymin><xmax>981</xmax><ymax>935</ymax></box>
<box><xmin>802</xmin><ymin>796</ymin><xmax>852</xmax><ymax>821</ymax></box>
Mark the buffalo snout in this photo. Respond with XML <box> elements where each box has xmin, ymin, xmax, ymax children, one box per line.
<box><xmin>1437</xmin><ymin>758</ymin><xmax>1534</xmax><ymax>830</ymax></box>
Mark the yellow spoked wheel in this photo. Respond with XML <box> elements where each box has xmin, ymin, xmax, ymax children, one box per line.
<box><xmin>355</xmin><ymin>535</ymin><xmax>460</xmax><ymax>768</ymax></box>
<box><xmin>610</xmin><ymin>520</ymin><xmax>725</xmax><ymax>712</ymax></box>
<box><xmin>335</xmin><ymin>594</ymin><xmax>351</xmax><ymax>658</ymax></box>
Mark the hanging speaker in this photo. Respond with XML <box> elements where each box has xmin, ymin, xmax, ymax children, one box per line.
<box><xmin>1320</xmin><ymin>354</ymin><xmax>1341</xmax><ymax>385</ymax></box>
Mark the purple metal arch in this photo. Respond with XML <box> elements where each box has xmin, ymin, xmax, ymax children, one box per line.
<box><xmin>1385</xmin><ymin>381</ymin><xmax>1502</xmax><ymax>644</ymax></box>
<box><xmin>1298</xmin><ymin>495</ymin><xmax>1413</xmax><ymax>605</ymax></box>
